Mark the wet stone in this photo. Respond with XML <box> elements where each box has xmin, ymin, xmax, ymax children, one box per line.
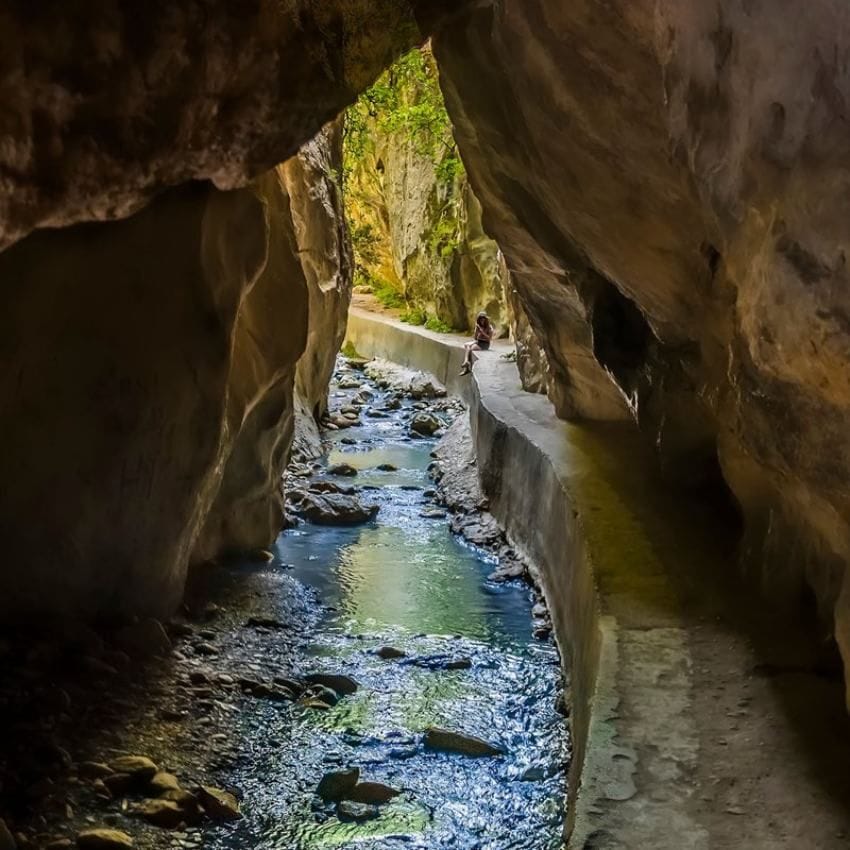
<box><xmin>196</xmin><ymin>787</ymin><xmax>241</xmax><ymax>821</ymax></box>
<box><xmin>336</xmin><ymin>801</ymin><xmax>380</xmax><ymax>823</ymax></box>
<box><xmin>346</xmin><ymin>781</ymin><xmax>401</xmax><ymax>804</ymax></box>
<box><xmin>317</xmin><ymin>768</ymin><xmax>359</xmax><ymax>803</ymax></box>
<box><xmin>423</xmin><ymin>727</ymin><xmax>504</xmax><ymax>757</ymax></box>
<box><xmin>304</xmin><ymin>673</ymin><xmax>358</xmax><ymax>695</ymax></box>
<box><xmin>327</xmin><ymin>463</ymin><xmax>357</xmax><ymax>477</ymax></box>
<box><xmin>375</xmin><ymin>646</ymin><xmax>407</xmax><ymax>660</ymax></box>
<box><xmin>75</xmin><ymin>830</ymin><xmax>133</xmax><ymax>850</ymax></box>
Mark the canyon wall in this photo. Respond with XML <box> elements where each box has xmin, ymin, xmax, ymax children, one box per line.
<box><xmin>284</xmin><ymin>120</ymin><xmax>354</xmax><ymax>458</ymax></box>
<box><xmin>433</xmin><ymin>0</ymin><xmax>850</xmax><ymax>690</ymax></box>
<box><xmin>0</xmin><ymin>0</ymin><xmax>462</xmax><ymax>250</ymax></box>
<box><xmin>345</xmin><ymin>47</ymin><xmax>508</xmax><ymax>332</ymax></box>
<box><xmin>0</xmin><ymin>121</ymin><xmax>351</xmax><ymax>618</ymax></box>
<box><xmin>0</xmin><ymin>175</ymin><xmax>307</xmax><ymax>618</ymax></box>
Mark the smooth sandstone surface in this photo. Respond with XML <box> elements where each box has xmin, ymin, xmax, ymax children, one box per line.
<box><xmin>345</xmin><ymin>307</ymin><xmax>850</xmax><ymax>849</ymax></box>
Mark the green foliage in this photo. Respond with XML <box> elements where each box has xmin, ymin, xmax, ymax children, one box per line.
<box><xmin>368</xmin><ymin>277</ymin><xmax>405</xmax><ymax>309</ymax></box>
<box><xmin>400</xmin><ymin>308</ymin><xmax>427</xmax><ymax>326</ymax></box>
<box><xmin>341</xmin><ymin>340</ymin><xmax>362</xmax><ymax>360</ymax></box>
<box><xmin>343</xmin><ymin>47</ymin><xmax>462</xmax><ymax>188</ymax></box>
<box><xmin>424</xmin><ymin>315</ymin><xmax>454</xmax><ymax>333</ymax></box>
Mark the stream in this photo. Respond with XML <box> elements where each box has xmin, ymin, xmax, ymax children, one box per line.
<box><xmin>0</xmin><ymin>358</ymin><xmax>569</xmax><ymax>850</ymax></box>
<box><xmin>224</xmin><ymin>359</ymin><xmax>570</xmax><ymax>849</ymax></box>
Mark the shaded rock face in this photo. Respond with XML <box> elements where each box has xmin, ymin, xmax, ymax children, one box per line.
<box><xmin>0</xmin><ymin>176</ymin><xmax>306</xmax><ymax>618</ymax></box>
<box><xmin>433</xmin><ymin>1</ymin><xmax>850</xmax><ymax>689</ymax></box>
<box><xmin>0</xmin><ymin>0</ymin><xmax>462</xmax><ymax>249</ymax></box>
<box><xmin>285</xmin><ymin>120</ymin><xmax>354</xmax><ymax>459</ymax></box>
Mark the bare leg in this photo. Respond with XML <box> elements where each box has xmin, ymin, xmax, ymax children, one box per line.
<box><xmin>460</xmin><ymin>342</ymin><xmax>481</xmax><ymax>374</ymax></box>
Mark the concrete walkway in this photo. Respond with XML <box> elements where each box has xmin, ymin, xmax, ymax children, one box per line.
<box><xmin>345</xmin><ymin>306</ymin><xmax>850</xmax><ymax>849</ymax></box>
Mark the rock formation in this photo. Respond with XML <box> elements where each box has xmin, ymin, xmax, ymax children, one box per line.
<box><xmin>344</xmin><ymin>47</ymin><xmax>508</xmax><ymax>332</ymax></box>
<box><xmin>433</xmin><ymin>0</ymin><xmax>850</xmax><ymax>691</ymax></box>
<box><xmin>0</xmin><ymin>0</ymin><xmax>849</xmax><ymax>703</ymax></box>
<box><xmin>0</xmin><ymin>0</ymin><xmax>463</xmax><ymax>250</ymax></box>
<box><xmin>284</xmin><ymin>120</ymin><xmax>354</xmax><ymax>459</ymax></box>
<box><xmin>0</xmin><ymin>175</ymin><xmax>306</xmax><ymax>618</ymax></box>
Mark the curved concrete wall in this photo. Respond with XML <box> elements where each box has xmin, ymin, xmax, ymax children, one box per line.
<box><xmin>344</xmin><ymin>307</ymin><xmax>850</xmax><ymax>849</ymax></box>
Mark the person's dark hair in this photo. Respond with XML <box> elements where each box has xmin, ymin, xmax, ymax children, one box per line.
<box><xmin>476</xmin><ymin>311</ymin><xmax>488</xmax><ymax>327</ymax></box>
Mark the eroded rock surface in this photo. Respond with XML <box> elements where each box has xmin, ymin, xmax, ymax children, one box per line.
<box><xmin>286</xmin><ymin>119</ymin><xmax>353</xmax><ymax>459</ymax></box>
<box><xmin>433</xmin><ymin>0</ymin><xmax>850</xmax><ymax>695</ymax></box>
<box><xmin>0</xmin><ymin>1</ymin><xmax>466</xmax><ymax>250</ymax></box>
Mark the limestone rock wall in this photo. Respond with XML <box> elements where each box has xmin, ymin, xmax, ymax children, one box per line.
<box><xmin>432</xmin><ymin>0</ymin><xmax>850</xmax><ymax>692</ymax></box>
<box><xmin>285</xmin><ymin>118</ymin><xmax>354</xmax><ymax>460</ymax></box>
<box><xmin>0</xmin><ymin>0</ymin><xmax>463</xmax><ymax>250</ymax></box>
<box><xmin>0</xmin><ymin>175</ymin><xmax>307</xmax><ymax>619</ymax></box>
<box><xmin>345</xmin><ymin>48</ymin><xmax>508</xmax><ymax>332</ymax></box>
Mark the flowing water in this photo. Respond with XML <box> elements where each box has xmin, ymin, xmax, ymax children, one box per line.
<box><xmin>211</xmin><ymin>365</ymin><xmax>570</xmax><ymax>849</ymax></box>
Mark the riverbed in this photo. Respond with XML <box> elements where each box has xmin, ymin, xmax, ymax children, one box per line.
<box><xmin>0</xmin><ymin>358</ymin><xmax>569</xmax><ymax>850</ymax></box>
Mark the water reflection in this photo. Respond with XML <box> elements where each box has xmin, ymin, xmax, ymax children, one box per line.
<box><xmin>217</xmin><ymin>371</ymin><xmax>568</xmax><ymax>850</ymax></box>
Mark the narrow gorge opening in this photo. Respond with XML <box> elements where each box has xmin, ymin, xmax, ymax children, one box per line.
<box><xmin>2</xmin><ymin>5</ymin><xmax>850</xmax><ymax>850</ymax></box>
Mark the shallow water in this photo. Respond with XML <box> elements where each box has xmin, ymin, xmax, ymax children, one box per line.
<box><xmin>218</xmin><ymin>366</ymin><xmax>569</xmax><ymax>850</ymax></box>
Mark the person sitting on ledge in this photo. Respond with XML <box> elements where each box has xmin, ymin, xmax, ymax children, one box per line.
<box><xmin>460</xmin><ymin>311</ymin><xmax>494</xmax><ymax>376</ymax></box>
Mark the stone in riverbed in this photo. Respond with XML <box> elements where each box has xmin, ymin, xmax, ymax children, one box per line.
<box><xmin>336</xmin><ymin>801</ymin><xmax>380</xmax><ymax>822</ymax></box>
<box><xmin>107</xmin><ymin>756</ymin><xmax>158</xmax><ymax>782</ymax></box>
<box><xmin>317</xmin><ymin>768</ymin><xmax>359</xmax><ymax>802</ymax></box>
<box><xmin>196</xmin><ymin>787</ymin><xmax>241</xmax><ymax>821</ymax></box>
<box><xmin>304</xmin><ymin>672</ymin><xmax>359</xmax><ymax>695</ymax></box>
<box><xmin>308</xmin><ymin>480</ymin><xmax>355</xmax><ymax>496</ymax></box>
<box><xmin>419</xmin><ymin>508</ymin><xmax>447</xmax><ymax>519</ymax></box>
<box><xmin>133</xmin><ymin>799</ymin><xmax>184</xmax><ymax>829</ymax></box>
<box><xmin>76</xmin><ymin>830</ymin><xmax>133</xmax><ymax>850</ymax></box>
<box><xmin>345</xmin><ymin>782</ymin><xmax>401</xmax><ymax>804</ymax></box>
<box><xmin>423</xmin><ymin>727</ymin><xmax>504</xmax><ymax>757</ymax></box>
<box><xmin>301</xmin><ymin>684</ymin><xmax>340</xmax><ymax>706</ymax></box>
<box><xmin>375</xmin><ymin>463</ymin><xmax>398</xmax><ymax>471</ymax></box>
<box><xmin>327</xmin><ymin>462</ymin><xmax>357</xmax><ymax>476</ymax></box>
<box><xmin>375</xmin><ymin>646</ymin><xmax>406</xmax><ymax>660</ymax></box>
<box><xmin>78</xmin><ymin>761</ymin><xmax>113</xmax><ymax>779</ymax></box>
<box><xmin>410</xmin><ymin>413</ymin><xmax>442</xmax><ymax>436</ymax></box>
<box><xmin>148</xmin><ymin>772</ymin><xmax>181</xmax><ymax>795</ymax></box>
<box><xmin>295</xmin><ymin>492</ymin><xmax>378</xmax><ymax>526</ymax></box>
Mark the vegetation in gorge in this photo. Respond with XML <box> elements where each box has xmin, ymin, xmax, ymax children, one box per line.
<box><xmin>342</xmin><ymin>46</ymin><xmax>507</xmax><ymax>333</ymax></box>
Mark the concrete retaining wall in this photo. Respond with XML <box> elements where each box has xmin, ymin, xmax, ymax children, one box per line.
<box><xmin>343</xmin><ymin>306</ymin><xmax>850</xmax><ymax>850</ymax></box>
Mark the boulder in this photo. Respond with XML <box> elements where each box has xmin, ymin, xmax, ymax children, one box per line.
<box><xmin>304</xmin><ymin>673</ymin><xmax>359</xmax><ymax>695</ymax></box>
<box><xmin>295</xmin><ymin>492</ymin><xmax>379</xmax><ymax>526</ymax></box>
<box><xmin>410</xmin><ymin>413</ymin><xmax>442</xmax><ymax>437</ymax></box>
<box><xmin>317</xmin><ymin>768</ymin><xmax>359</xmax><ymax>803</ymax></box>
<box><xmin>423</xmin><ymin>727</ymin><xmax>504</xmax><ymax>757</ymax></box>
<box><xmin>196</xmin><ymin>787</ymin><xmax>241</xmax><ymax>821</ymax></box>
<box><xmin>76</xmin><ymin>831</ymin><xmax>133</xmax><ymax>850</ymax></box>
<box><xmin>346</xmin><ymin>782</ymin><xmax>401</xmax><ymax>804</ymax></box>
